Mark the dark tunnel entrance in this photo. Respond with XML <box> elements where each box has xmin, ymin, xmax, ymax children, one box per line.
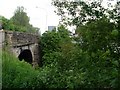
<box><xmin>18</xmin><ymin>49</ymin><xmax>33</xmax><ymax>64</ymax></box>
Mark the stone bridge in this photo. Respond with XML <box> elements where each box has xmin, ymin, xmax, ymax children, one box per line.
<box><xmin>0</xmin><ymin>30</ymin><xmax>41</xmax><ymax>66</ymax></box>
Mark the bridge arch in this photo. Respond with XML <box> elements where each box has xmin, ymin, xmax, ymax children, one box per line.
<box><xmin>1</xmin><ymin>30</ymin><xmax>41</xmax><ymax>67</ymax></box>
<box><xmin>18</xmin><ymin>49</ymin><xmax>33</xmax><ymax>64</ymax></box>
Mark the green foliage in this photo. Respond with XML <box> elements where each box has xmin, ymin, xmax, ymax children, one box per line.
<box><xmin>2</xmin><ymin>51</ymin><xmax>44</xmax><ymax>89</ymax></box>
<box><xmin>11</xmin><ymin>6</ymin><xmax>30</xmax><ymax>27</ymax></box>
<box><xmin>111</xmin><ymin>29</ymin><xmax>119</xmax><ymax>36</ymax></box>
<box><xmin>1</xmin><ymin>6</ymin><xmax>39</xmax><ymax>33</ymax></box>
<box><xmin>2</xmin><ymin>0</ymin><xmax>120</xmax><ymax>88</ymax></box>
<box><xmin>40</xmin><ymin>23</ymin><xmax>118</xmax><ymax>88</ymax></box>
<box><xmin>40</xmin><ymin>13</ymin><xmax>119</xmax><ymax>88</ymax></box>
<box><xmin>75</xmin><ymin>17</ymin><xmax>119</xmax><ymax>88</ymax></box>
<box><xmin>41</xmin><ymin>25</ymin><xmax>71</xmax><ymax>64</ymax></box>
<box><xmin>52</xmin><ymin>0</ymin><xmax>107</xmax><ymax>27</ymax></box>
<box><xmin>76</xmin><ymin>17</ymin><xmax>114</xmax><ymax>52</ymax></box>
<box><xmin>0</xmin><ymin>16</ymin><xmax>14</xmax><ymax>30</ymax></box>
<box><xmin>2</xmin><ymin>21</ymin><xmax>119</xmax><ymax>88</ymax></box>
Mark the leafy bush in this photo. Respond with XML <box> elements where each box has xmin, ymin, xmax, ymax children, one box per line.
<box><xmin>40</xmin><ymin>23</ymin><xmax>118</xmax><ymax>88</ymax></box>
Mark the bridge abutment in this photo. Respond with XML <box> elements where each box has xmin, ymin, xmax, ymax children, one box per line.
<box><xmin>0</xmin><ymin>30</ymin><xmax>41</xmax><ymax>67</ymax></box>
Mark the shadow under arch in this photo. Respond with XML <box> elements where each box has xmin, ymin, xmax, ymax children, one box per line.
<box><xmin>18</xmin><ymin>49</ymin><xmax>33</xmax><ymax>64</ymax></box>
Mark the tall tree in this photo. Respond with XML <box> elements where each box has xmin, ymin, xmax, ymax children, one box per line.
<box><xmin>52</xmin><ymin>0</ymin><xmax>107</xmax><ymax>27</ymax></box>
<box><xmin>11</xmin><ymin>6</ymin><xmax>30</xmax><ymax>27</ymax></box>
<box><xmin>10</xmin><ymin>6</ymin><xmax>39</xmax><ymax>33</ymax></box>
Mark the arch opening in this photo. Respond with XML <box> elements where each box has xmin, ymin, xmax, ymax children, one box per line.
<box><xmin>18</xmin><ymin>49</ymin><xmax>33</xmax><ymax>64</ymax></box>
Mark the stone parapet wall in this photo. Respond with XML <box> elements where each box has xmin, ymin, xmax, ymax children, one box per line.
<box><xmin>3</xmin><ymin>30</ymin><xmax>39</xmax><ymax>47</ymax></box>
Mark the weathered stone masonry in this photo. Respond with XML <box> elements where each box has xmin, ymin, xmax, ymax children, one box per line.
<box><xmin>0</xmin><ymin>30</ymin><xmax>40</xmax><ymax>66</ymax></box>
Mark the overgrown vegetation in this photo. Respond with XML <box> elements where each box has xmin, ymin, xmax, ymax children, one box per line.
<box><xmin>40</xmin><ymin>25</ymin><xmax>118</xmax><ymax>88</ymax></box>
<box><xmin>2</xmin><ymin>0</ymin><xmax>120</xmax><ymax>89</ymax></box>
<box><xmin>2</xmin><ymin>51</ymin><xmax>44</xmax><ymax>89</ymax></box>
<box><xmin>2</xmin><ymin>24</ymin><xmax>119</xmax><ymax>88</ymax></box>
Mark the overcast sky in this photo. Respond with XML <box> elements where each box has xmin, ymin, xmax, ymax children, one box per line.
<box><xmin>0</xmin><ymin>0</ymin><xmax>60</xmax><ymax>34</ymax></box>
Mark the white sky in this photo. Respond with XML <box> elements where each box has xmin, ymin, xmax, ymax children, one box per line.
<box><xmin>0</xmin><ymin>0</ymin><xmax>61</xmax><ymax>34</ymax></box>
